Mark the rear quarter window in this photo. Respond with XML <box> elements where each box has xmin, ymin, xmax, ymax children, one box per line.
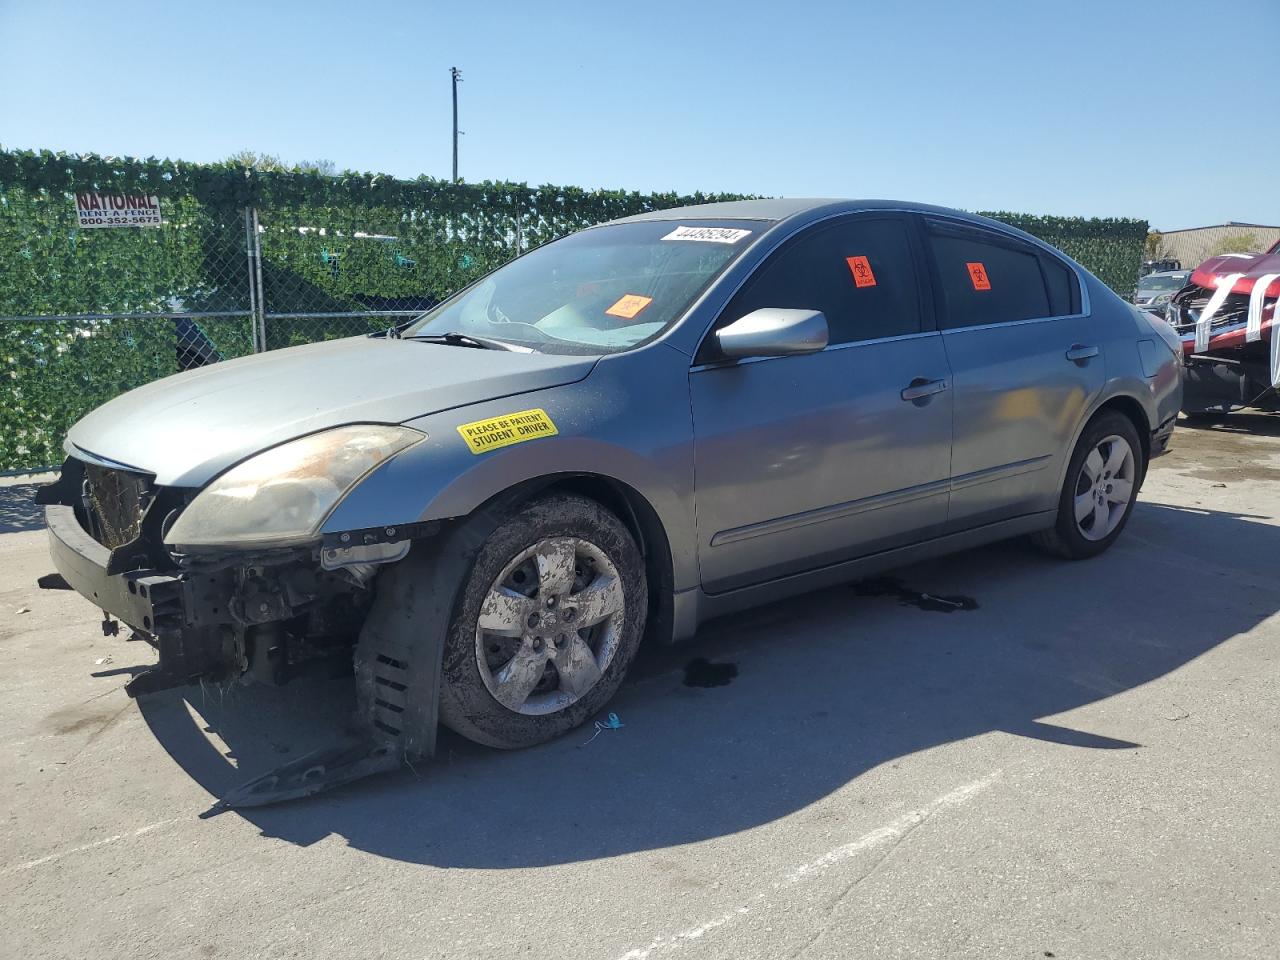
<box><xmin>1039</xmin><ymin>253</ymin><xmax>1079</xmax><ymax>315</ymax></box>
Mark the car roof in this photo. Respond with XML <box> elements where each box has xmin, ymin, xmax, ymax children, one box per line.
<box><xmin>609</xmin><ymin>198</ymin><xmax>1096</xmax><ymax>278</ymax></box>
<box><xmin>1143</xmin><ymin>270</ymin><xmax>1190</xmax><ymax>278</ymax></box>
<box><xmin>613</xmin><ymin>198</ymin><xmax>843</xmax><ymax>222</ymax></box>
<box><xmin>613</xmin><ymin>197</ymin><xmax>984</xmax><ymax>224</ymax></box>
<box><xmin>610</xmin><ymin>198</ymin><xmax>1062</xmax><ymax>251</ymax></box>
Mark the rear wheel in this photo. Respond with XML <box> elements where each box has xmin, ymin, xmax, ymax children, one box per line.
<box><xmin>1032</xmin><ymin>411</ymin><xmax>1144</xmax><ymax>560</ymax></box>
<box><xmin>439</xmin><ymin>494</ymin><xmax>646</xmax><ymax>749</ymax></box>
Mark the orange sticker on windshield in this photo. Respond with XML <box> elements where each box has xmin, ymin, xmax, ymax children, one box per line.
<box><xmin>967</xmin><ymin>262</ymin><xmax>991</xmax><ymax>290</ymax></box>
<box><xmin>846</xmin><ymin>255</ymin><xmax>877</xmax><ymax>288</ymax></box>
<box><xmin>605</xmin><ymin>294</ymin><xmax>653</xmax><ymax>320</ymax></box>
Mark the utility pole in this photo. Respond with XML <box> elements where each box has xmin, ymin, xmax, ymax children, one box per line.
<box><xmin>450</xmin><ymin>66</ymin><xmax>462</xmax><ymax>183</ymax></box>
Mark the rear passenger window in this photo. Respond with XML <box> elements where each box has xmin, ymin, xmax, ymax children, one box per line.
<box><xmin>927</xmin><ymin>221</ymin><xmax>1070</xmax><ymax>329</ymax></box>
<box><xmin>711</xmin><ymin>216</ymin><xmax>922</xmax><ymax>354</ymax></box>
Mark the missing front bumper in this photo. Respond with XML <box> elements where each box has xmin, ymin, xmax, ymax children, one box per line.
<box><xmin>45</xmin><ymin>503</ymin><xmax>239</xmax><ymax>696</ymax></box>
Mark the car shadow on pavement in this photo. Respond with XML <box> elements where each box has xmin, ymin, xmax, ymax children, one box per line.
<box><xmin>1180</xmin><ymin>411</ymin><xmax>1280</xmax><ymax>437</ymax></box>
<box><xmin>137</xmin><ymin>499</ymin><xmax>1280</xmax><ymax>867</ymax></box>
<box><xmin>0</xmin><ymin>483</ymin><xmax>46</xmax><ymax>535</ymax></box>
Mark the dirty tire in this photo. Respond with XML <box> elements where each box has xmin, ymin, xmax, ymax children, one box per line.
<box><xmin>1031</xmin><ymin>410</ymin><xmax>1145</xmax><ymax>560</ymax></box>
<box><xmin>439</xmin><ymin>494</ymin><xmax>646</xmax><ymax>749</ymax></box>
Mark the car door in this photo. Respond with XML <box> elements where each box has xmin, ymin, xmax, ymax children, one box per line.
<box><xmin>920</xmin><ymin>216</ymin><xmax>1104</xmax><ymax>528</ymax></box>
<box><xmin>689</xmin><ymin>213</ymin><xmax>954</xmax><ymax>594</ymax></box>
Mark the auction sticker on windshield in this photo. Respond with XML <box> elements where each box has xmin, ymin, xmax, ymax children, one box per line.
<box><xmin>457</xmin><ymin>409</ymin><xmax>559</xmax><ymax>454</ymax></box>
<box><xmin>662</xmin><ymin>225</ymin><xmax>752</xmax><ymax>244</ymax></box>
<box><xmin>605</xmin><ymin>294</ymin><xmax>653</xmax><ymax>320</ymax></box>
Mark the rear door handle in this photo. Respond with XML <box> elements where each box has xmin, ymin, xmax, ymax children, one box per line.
<box><xmin>1065</xmin><ymin>344</ymin><xmax>1099</xmax><ymax>363</ymax></box>
<box><xmin>901</xmin><ymin>377</ymin><xmax>948</xmax><ymax>403</ymax></box>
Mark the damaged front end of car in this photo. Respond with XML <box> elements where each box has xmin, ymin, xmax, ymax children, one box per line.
<box><xmin>36</xmin><ymin>425</ymin><xmax>457</xmax><ymax>805</ymax></box>
<box><xmin>1166</xmin><ymin>250</ymin><xmax>1280</xmax><ymax>414</ymax></box>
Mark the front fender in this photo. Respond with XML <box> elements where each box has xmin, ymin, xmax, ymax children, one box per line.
<box><xmin>321</xmin><ymin>351</ymin><xmax>699</xmax><ymax>590</ymax></box>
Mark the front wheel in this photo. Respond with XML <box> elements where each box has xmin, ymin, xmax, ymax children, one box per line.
<box><xmin>439</xmin><ymin>494</ymin><xmax>647</xmax><ymax>749</ymax></box>
<box><xmin>1031</xmin><ymin>411</ymin><xmax>1145</xmax><ymax>560</ymax></box>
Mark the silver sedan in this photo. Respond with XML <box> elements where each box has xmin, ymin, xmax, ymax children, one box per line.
<box><xmin>41</xmin><ymin>198</ymin><xmax>1183</xmax><ymax>769</ymax></box>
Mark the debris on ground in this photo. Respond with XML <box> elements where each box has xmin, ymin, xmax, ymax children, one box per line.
<box><xmin>94</xmin><ymin>656</ymin><xmax>112</xmax><ymax>666</ymax></box>
<box><xmin>853</xmin><ymin>576</ymin><xmax>979</xmax><ymax>613</ymax></box>
<box><xmin>583</xmin><ymin>712</ymin><xmax>624</xmax><ymax>745</ymax></box>
<box><xmin>211</xmin><ymin>736</ymin><xmax>398</xmax><ymax>811</ymax></box>
<box><xmin>16</xmin><ymin>606</ymin><xmax>31</xmax><ymax>614</ymax></box>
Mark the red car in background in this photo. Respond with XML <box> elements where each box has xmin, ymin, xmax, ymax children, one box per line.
<box><xmin>1167</xmin><ymin>240</ymin><xmax>1280</xmax><ymax>416</ymax></box>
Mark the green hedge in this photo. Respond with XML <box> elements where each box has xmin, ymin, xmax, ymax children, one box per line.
<box><xmin>0</xmin><ymin>148</ymin><xmax>1147</xmax><ymax>472</ymax></box>
<box><xmin>0</xmin><ymin>317</ymin><xmax>257</xmax><ymax>472</ymax></box>
<box><xmin>977</xmin><ymin>211</ymin><xmax>1149</xmax><ymax>299</ymax></box>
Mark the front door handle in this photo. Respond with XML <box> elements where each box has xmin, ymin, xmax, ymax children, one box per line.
<box><xmin>901</xmin><ymin>377</ymin><xmax>948</xmax><ymax>404</ymax></box>
<box><xmin>1066</xmin><ymin>344</ymin><xmax>1100</xmax><ymax>363</ymax></box>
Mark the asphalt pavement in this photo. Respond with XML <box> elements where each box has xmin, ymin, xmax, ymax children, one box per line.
<box><xmin>2</xmin><ymin>415</ymin><xmax>1277</xmax><ymax>959</ymax></box>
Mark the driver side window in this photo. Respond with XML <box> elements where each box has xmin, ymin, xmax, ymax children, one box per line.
<box><xmin>701</xmin><ymin>215</ymin><xmax>923</xmax><ymax>361</ymax></box>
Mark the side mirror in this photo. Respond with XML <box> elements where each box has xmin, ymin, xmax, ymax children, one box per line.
<box><xmin>716</xmin><ymin>308</ymin><xmax>829</xmax><ymax>360</ymax></box>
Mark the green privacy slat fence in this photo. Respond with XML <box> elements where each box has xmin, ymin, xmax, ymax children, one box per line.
<box><xmin>0</xmin><ymin>148</ymin><xmax>1147</xmax><ymax>472</ymax></box>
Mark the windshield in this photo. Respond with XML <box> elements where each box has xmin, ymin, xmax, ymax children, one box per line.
<box><xmin>404</xmin><ymin>219</ymin><xmax>764</xmax><ymax>354</ymax></box>
<box><xmin>1138</xmin><ymin>274</ymin><xmax>1186</xmax><ymax>292</ymax></box>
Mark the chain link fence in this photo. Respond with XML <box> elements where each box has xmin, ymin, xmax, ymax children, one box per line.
<box><xmin>0</xmin><ymin>186</ymin><xmax>260</xmax><ymax>471</ymax></box>
<box><xmin>0</xmin><ymin>188</ymin><xmax>703</xmax><ymax>473</ymax></box>
<box><xmin>1</xmin><ymin>148</ymin><xmax>1153</xmax><ymax>473</ymax></box>
<box><xmin>256</xmin><ymin>202</ymin><xmax>466</xmax><ymax>347</ymax></box>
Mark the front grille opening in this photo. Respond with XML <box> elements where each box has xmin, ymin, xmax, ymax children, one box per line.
<box><xmin>82</xmin><ymin>463</ymin><xmax>153</xmax><ymax>550</ymax></box>
<box><xmin>1170</xmin><ymin>287</ymin><xmax>1251</xmax><ymax>335</ymax></box>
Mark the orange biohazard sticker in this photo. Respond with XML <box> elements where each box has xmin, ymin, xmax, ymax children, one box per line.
<box><xmin>966</xmin><ymin>262</ymin><xmax>991</xmax><ymax>291</ymax></box>
<box><xmin>846</xmin><ymin>255</ymin><xmax>877</xmax><ymax>288</ymax></box>
<box><xmin>605</xmin><ymin>294</ymin><xmax>654</xmax><ymax>320</ymax></box>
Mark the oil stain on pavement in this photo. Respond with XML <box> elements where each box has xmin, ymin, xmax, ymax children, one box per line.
<box><xmin>683</xmin><ymin>657</ymin><xmax>739</xmax><ymax>687</ymax></box>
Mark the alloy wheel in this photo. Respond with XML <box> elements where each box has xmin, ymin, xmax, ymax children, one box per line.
<box><xmin>474</xmin><ymin>537</ymin><xmax>625</xmax><ymax>715</ymax></box>
<box><xmin>1073</xmin><ymin>433</ymin><xmax>1136</xmax><ymax>541</ymax></box>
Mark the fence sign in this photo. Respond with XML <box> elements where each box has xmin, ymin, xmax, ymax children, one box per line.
<box><xmin>74</xmin><ymin>192</ymin><xmax>163</xmax><ymax>228</ymax></box>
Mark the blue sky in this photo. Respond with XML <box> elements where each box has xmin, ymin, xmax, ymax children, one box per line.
<box><xmin>1</xmin><ymin>0</ymin><xmax>1277</xmax><ymax>231</ymax></box>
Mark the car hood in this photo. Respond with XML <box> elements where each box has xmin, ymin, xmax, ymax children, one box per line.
<box><xmin>1191</xmin><ymin>251</ymin><xmax>1280</xmax><ymax>297</ymax></box>
<box><xmin>67</xmin><ymin>337</ymin><xmax>597</xmax><ymax>486</ymax></box>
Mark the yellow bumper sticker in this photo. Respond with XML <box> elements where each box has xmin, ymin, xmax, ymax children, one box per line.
<box><xmin>457</xmin><ymin>408</ymin><xmax>559</xmax><ymax>454</ymax></box>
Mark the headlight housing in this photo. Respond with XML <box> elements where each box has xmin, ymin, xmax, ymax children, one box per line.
<box><xmin>164</xmin><ymin>425</ymin><xmax>424</xmax><ymax>550</ymax></box>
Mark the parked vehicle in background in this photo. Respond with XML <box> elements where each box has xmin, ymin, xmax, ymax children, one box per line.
<box><xmin>1168</xmin><ymin>239</ymin><xmax>1280</xmax><ymax>416</ymax></box>
<box><xmin>1132</xmin><ymin>270</ymin><xmax>1190</xmax><ymax>312</ymax></box>
<box><xmin>38</xmin><ymin>198</ymin><xmax>1182</xmax><ymax>791</ymax></box>
<box><xmin>1140</xmin><ymin>257</ymin><xmax>1182</xmax><ymax>278</ymax></box>
<box><xmin>173</xmin><ymin>317</ymin><xmax>225</xmax><ymax>370</ymax></box>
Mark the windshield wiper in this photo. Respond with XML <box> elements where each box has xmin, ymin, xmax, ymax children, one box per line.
<box><xmin>403</xmin><ymin>331</ymin><xmax>518</xmax><ymax>351</ymax></box>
